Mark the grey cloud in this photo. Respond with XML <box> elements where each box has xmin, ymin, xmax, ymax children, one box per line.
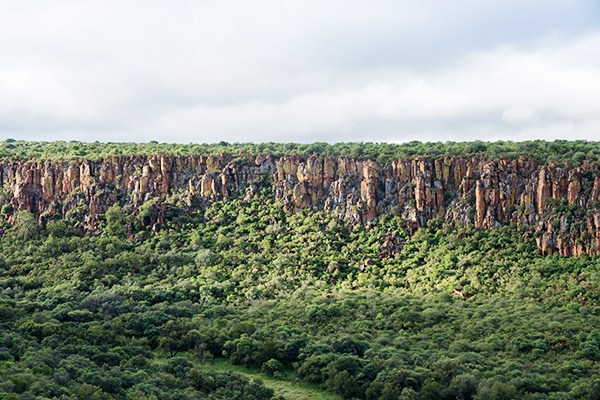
<box><xmin>0</xmin><ymin>0</ymin><xmax>599</xmax><ymax>143</ymax></box>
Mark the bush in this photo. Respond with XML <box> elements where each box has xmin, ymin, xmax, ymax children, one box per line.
<box><xmin>261</xmin><ymin>359</ymin><xmax>284</xmax><ymax>377</ymax></box>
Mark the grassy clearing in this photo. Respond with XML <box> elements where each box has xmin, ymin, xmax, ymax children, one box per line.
<box><xmin>208</xmin><ymin>358</ymin><xmax>339</xmax><ymax>400</ymax></box>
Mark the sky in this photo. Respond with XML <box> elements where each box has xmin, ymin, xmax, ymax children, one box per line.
<box><xmin>1</xmin><ymin>0</ymin><xmax>600</xmax><ymax>144</ymax></box>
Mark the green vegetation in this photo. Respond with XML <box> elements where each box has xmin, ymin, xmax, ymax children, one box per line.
<box><xmin>210</xmin><ymin>358</ymin><xmax>337</xmax><ymax>400</ymax></box>
<box><xmin>1</xmin><ymin>139</ymin><xmax>600</xmax><ymax>164</ymax></box>
<box><xmin>1</xmin><ymin>141</ymin><xmax>600</xmax><ymax>399</ymax></box>
<box><xmin>1</xmin><ymin>176</ymin><xmax>600</xmax><ymax>399</ymax></box>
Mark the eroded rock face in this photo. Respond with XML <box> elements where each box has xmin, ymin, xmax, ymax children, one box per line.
<box><xmin>1</xmin><ymin>154</ymin><xmax>599</xmax><ymax>256</ymax></box>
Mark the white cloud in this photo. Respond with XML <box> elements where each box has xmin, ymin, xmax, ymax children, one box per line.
<box><xmin>502</xmin><ymin>107</ymin><xmax>538</xmax><ymax>124</ymax></box>
<box><xmin>128</xmin><ymin>32</ymin><xmax>600</xmax><ymax>143</ymax></box>
<box><xmin>0</xmin><ymin>1</ymin><xmax>599</xmax><ymax>142</ymax></box>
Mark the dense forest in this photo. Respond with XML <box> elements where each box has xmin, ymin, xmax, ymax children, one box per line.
<box><xmin>1</xmin><ymin>139</ymin><xmax>600</xmax><ymax>165</ymax></box>
<box><xmin>1</xmin><ymin>140</ymin><xmax>600</xmax><ymax>399</ymax></box>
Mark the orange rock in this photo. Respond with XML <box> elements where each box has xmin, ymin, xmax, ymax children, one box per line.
<box><xmin>568</xmin><ymin>172</ymin><xmax>581</xmax><ymax>204</ymax></box>
<box><xmin>475</xmin><ymin>180</ymin><xmax>486</xmax><ymax>229</ymax></box>
<box><xmin>1</xmin><ymin>154</ymin><xmax>600</xmax><ymax>256</ymax></box>
<box><xmin>537</xmin><ymin>167</ymin><xmax>552</xmax><ymax>214</ymax></box>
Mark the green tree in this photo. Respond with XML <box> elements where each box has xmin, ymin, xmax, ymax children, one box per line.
<box><xmin>327</xmin><ymin>370</ymin><xmax>362</xmax><ymax>399</ymax></box>
<box><xmin>450</xmin><ymin>373</ymin><xmax>478</xmax><ymax>400</ymax></box>
<box><xmin>106</xmin><ymin>205</ymin><xmax>125</xmax><ymax>237</ymax></box>
<box><xmin>13</xmin><ymin>210</ymin><xmax>39</xmax><ymax>239</ymax></box>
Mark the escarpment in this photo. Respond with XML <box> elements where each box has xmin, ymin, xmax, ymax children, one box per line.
<box><xmin>1</xmin><ymin>154</ymin><xmax>600</xmax><ymax>256</ymax></box>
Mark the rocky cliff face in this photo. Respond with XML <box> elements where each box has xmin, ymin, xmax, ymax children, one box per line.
<box><xmin>1</xmin><ymin>154</ymin><xmax>599</xmax><ymax>256</ymax></box>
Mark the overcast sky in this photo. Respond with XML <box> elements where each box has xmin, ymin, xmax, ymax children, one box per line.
<box><xmin>1</xmin><ymin>1</ymin><xmax>600</xmax><ymax>144</ymax></box>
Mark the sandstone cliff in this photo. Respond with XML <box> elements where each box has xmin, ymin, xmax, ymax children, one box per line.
<box><xmin>1</xmin><ymin>154</ymin><xmax>599</xmax><ymax>256</ymax></box>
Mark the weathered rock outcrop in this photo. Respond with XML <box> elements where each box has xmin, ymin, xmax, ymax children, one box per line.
<box><xmin>1</xmin><ymin>154</ymin><xmax>600</xmax><ymax>256</ymax></box>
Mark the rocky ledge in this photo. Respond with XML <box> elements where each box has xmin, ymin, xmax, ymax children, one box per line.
<box><xmin>1</xmin><ymin>154</ymin><xmax>599</xmax><ymax>256</ymax></box>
